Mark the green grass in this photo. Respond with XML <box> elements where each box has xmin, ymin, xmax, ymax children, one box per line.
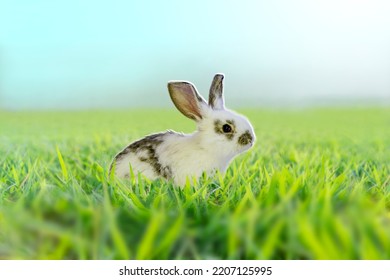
<box><xmin>0</xmin><ymin>108</ymin><xmax>389</xmax><ymax>259</ymax></box>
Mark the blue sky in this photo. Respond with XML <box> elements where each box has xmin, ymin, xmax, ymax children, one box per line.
<box><xmin>1</xmin><ymin>0</ymin><xmax>390</xmax><ymax>109</ymax></box>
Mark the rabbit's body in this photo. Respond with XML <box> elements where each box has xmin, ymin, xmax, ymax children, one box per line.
<box><xmin>113</xmin><ymin>130</ymin><xmax>231</xmax><ymax>185</ymax></box>
<box><xmin>110</xmin><ymin>74</ymin><xmax>255</xmax><ymax>185</ymax></box>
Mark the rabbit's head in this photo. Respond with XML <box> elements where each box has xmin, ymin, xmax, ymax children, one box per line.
<box><xmin>168</xmin><ymin>74</ymin><xmax>256</xmax><ymax>159</ymax></box>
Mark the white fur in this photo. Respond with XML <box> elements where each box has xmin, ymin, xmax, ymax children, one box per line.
<box><xmin>110</xmin><ymin>74</ymin><xmax>256</xmax><ymax>186</ymax></box>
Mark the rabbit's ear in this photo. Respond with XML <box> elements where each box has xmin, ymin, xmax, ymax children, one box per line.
<box><xmin>209</xmin><ymin>73</ymin><xmax>225</xmax><ymax>110</ymax></box>
<box><xmin>168</xmin><ymin>81</ymin><xmax>207</xmax><ymax>121</ymax></box>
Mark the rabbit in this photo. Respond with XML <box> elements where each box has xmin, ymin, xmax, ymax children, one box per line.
<box><xmin>109</xmin><ymin>74</ymin><xmax>256</xmax><ymax>185</ymax></box>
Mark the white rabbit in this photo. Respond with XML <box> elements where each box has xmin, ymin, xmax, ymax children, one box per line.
<box><xmin>109</xmin><ymin>74</ymin><xmax>255</xmax><ymax>185</ymax></box>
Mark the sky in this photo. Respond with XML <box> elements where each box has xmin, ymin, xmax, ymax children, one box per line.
<box><xmin>1</xmin><ymin>0</ymin><xmax>390</xmax><ymax>109</ymax></box>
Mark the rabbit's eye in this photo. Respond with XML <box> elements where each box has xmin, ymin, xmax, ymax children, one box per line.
<box><xmin>222</xmin><ymin>124</ymin><xmax>232</xmax><ymax>133</ymax></box>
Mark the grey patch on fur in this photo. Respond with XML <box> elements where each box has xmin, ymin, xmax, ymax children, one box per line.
<box><xmin>160</xmin><ymin>165</ymin><xmax>172</xmax><ymax>179</ymax></box>
<box><xmin>238</xmin><ymin>130</ymin><xmax>253</xmax><ymax>146</ymax></box>
<box><xmin>226</xmin><ymin>119</ymin><xmax>235</xmax><ymax>127</ymax></box>
<box><xmin>110</xmin><ymin>131</ymin><xmax>174</xmax><ymax>179</ymax></box>
<box><xmin>209</xmin><ymin>74</ymin><xmax>224</xmax><ymax>109</ymax></box>
<box><xmin>214</xmin><ymin>119</ymin><xmax>235</xmax><ymax>140</ymax></box>
<box><xmin>214</xmin><ymin>120</ymin><xmax>223</xmax><ymax>134</ymax></box>
<box><xmin>140</xmin><ymin>145</ymin><xmax>172</xmax><ymax>179</ymax></box>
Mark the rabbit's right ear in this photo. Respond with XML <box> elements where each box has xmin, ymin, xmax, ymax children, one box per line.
<box><xmin>209</xmin><ymin>74</ymin><xmax>225</xmax><ymax>110</ymax></box>
<box><xmin>168</xmin><ymin>81</ymin><xmax>207</xmax><ymax>121</ymax></box>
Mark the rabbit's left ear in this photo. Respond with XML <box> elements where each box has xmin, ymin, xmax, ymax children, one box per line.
<box><xmin>168</xmin><ymin>81</ymin><xmax>207</xmax><ymax>121</ymax></box>
<box><xmin>209</xmin><ymin>73</ymin><xmax>225</xmax><ymax>110</ymax></box>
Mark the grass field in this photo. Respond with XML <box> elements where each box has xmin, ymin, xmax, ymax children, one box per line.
<box><xmin>0</xmin><ymin>107</ymin><xmax>389</xmax><ymax>260</ymax></box>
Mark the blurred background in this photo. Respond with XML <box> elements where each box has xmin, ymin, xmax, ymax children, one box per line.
<box><xmin>1</xmin><ymin>0</ymin><xmax>389</xmax><ymax>110</ymax></box>
<box><xmin>1</xmin><ymin>0</ymin><xmax>390</xmax><ymax>261</ymax></box>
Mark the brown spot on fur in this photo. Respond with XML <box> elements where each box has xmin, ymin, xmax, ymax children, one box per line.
<box><xmin>214</xmin><ymin>119</ymin><xmax>235</xmax><ymax>140</ymax></box>
<box><xmin>238</xmin><ymin>130</ymin><xmax>253</xmax><ymax>146</ymax></box>
<box><xmin>109</xmin><ymin>131</ymin><xmax>174</xmax><ymax>179</ymax></box>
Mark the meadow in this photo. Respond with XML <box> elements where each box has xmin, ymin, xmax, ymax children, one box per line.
<box><xmin>0</xmin><ymin>107</ymin><xmax>389</xmax><ymax>259</ymax></box>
